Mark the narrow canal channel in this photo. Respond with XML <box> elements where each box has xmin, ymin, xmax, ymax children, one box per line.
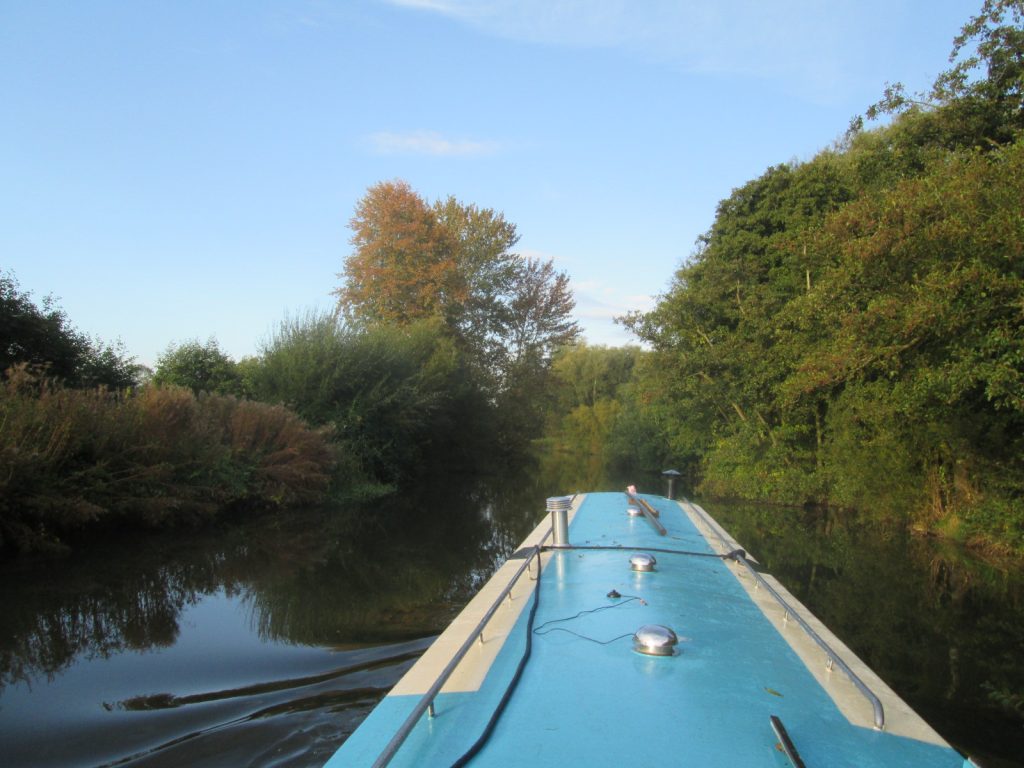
<box><xmin>0</xmin><ymin>470</ymin><xmax>1021</xmax><ymax>767</ymax></box>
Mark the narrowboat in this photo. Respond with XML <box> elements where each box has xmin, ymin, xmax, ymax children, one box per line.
<box><xmin>326</xmin><ymin>490</ymin><xmax>976</xmax><ymax>767</ymax></box>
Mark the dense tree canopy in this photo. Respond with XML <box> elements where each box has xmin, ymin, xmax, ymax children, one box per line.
<box><xmin>335</xmin><ymin>180</ymin><xmax>579</xmax><ymax>451</ymax></box>
<box><xmin>621</xmin><ymin>1</ymin><xmax>1024</xmax><ymax>552</ymax></box>
<box><xmin>250</xmin><ymin>311</ymin><xmax>490</xmax><ymax>484</ymax></box>
<box><xmin>336</xmin><ymin>180</ymin><xmax>458</xmax><ymax>326</ymax></box>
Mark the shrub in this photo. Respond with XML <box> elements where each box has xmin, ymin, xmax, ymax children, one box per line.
<box><xmin>250</xmin><ymin>311</ymin><xmax>487</xmax><ymax>484</ymax></box>
<box><xmin>0</xmin><ymin>368</ymin><xmax>335</xmax><ymax>553</ymax></box>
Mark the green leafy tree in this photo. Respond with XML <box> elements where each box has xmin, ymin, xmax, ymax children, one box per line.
<box><xmin>551</xmin><ymin>344</ymin><xmax>641</xmax><ymax>411</ymax></box>
<box><xmin>335</xmin><ymin>181</ymin><xmax>579</xmax><ymax>451</ymax></box>
<box><xmin>856</xmin><ymin>0</ymin><xmax>1024</xmax><ymax>146</ymax></box>
<box><xmin>624</xmin><ymin>156</ymin><xmax>854</xmax><ymax>496</ymax></box>
<box><xmin>152</xmin><ymin>338</ymin><xmax>242</xmax><ymax>396</ymax></box>
<box><xmin>0</xmin><ymin>270</ymin><xmax>138</xmax><ymax>389</ymax></box>
<box><xmin>431</xmin><ymin>193</ymin><xmax>522</xmax><ymax>372</ymax></box>
<box><xmin>621</xmin><ymin>1</ymin><xmax>1024</xmax><ymax>552</ymax></box>
<box><xmin>544</xmin><ymin>344</ymin><xmax>645</xmax><ymax>464</ymax></box>
<box><xmin>779</xmin><ymin>139</ymin><xmax>1024</xmax><ymax>539</ymax></box>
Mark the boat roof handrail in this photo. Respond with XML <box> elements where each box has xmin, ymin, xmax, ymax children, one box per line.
<box><xmin>685</xmin><ymin>501</ymin><xmax>886</xmax><ymax>731</ymax></box>
<box><xmin>371</xmin><ymin>525</ymin><xmax>554</xmax><ymax>767</ymax></box>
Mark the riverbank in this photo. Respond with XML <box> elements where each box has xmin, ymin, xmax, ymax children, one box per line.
<box><xmin>0</xmin><ymin>372</ymin><xmax>341</xmax><ymax>554</ymax></box>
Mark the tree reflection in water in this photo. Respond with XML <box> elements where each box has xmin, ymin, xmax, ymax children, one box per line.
<box><xmin>707</xmin><ymin>502</ymin><xmax>1024</xmax><ymax>768</ymax></box>
<box><xmin>0</xmin><ymin>466</ymin><xmax>559</xmax><ymax>692</ymax></box>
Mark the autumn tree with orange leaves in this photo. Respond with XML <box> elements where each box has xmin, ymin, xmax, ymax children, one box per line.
<box><xmin>335</xmin><ymin>180</ymin><xmax>579</xmax><ymax>394</ymax></box>
<box><xmin>336</xmin><ymin>180</ymin><xmax>457</xmax><ymax>325</ymax></box>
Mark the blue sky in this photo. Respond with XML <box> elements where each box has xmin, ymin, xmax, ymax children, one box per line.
<box><xmin>2</xmin><ymin>0</ymin><xmax>974</xmax><ymax>367</ymax></box>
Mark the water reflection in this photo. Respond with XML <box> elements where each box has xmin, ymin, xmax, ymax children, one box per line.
<box><xmin>0</xmin><ymin>466</ymin><xmax>560</xmax><ymax>767</ymax></box>
<box><xmin>706</xmin><ymin>501</ymin><xmax>1024</xmax><ymax>768</ymax></box>
<box><xmin>0</xmin><ymin>471</ymin><xmax>551</xmax><ymax>688</ymax></box>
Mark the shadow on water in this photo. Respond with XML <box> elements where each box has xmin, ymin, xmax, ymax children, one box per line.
<box><xmin>704</xmin><ymin>500</ymin><xmax>1024</xmax><ymax>768</ymax></box>
<box><xmin>1</xmin><ymin>457</ymin><xmax>1021</xmax><ymax>767</ymax></box>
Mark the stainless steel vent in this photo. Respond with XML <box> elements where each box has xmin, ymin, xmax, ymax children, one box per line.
<box><xmin>547</xmin><ymin>496</ymin><xmax>573</xmax><ymax>547</ymax></box>
<box><xmin>633</xmin><ymin>624</ymin><xmax>678</xmax><ymax>656</ymax></box>
<box><xmin>626</xmin><ymin>505</ymin><xmax>643</xmax><ymax>517</ymax></box>
<box><xmin>629</xmin><ymin>553</ymin><xmax>657</xmax><ymax>572</ymax></box>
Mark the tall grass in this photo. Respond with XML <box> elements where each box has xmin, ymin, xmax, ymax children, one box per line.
<box><xmin>0</xmin><ymin>366</ymin><xmax>336</xmax><ymax>552</ymax></box>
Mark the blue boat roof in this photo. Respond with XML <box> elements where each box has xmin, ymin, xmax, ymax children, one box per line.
<box><xmin>328</xmin><ymin>492</ymin><xmax>972</xmax><ymax>767</ymax></box>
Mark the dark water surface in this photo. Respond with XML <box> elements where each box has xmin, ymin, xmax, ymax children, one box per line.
<box><xmin>1</xmin><ymin>470</ymin><xmax>1022</xmax><ymax>767</ymax></box>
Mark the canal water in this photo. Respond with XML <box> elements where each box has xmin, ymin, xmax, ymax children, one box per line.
<box><xmin>0</xmin><ymin>468</ymin><xmax>1021</xmax><ymax>767</ymax></box>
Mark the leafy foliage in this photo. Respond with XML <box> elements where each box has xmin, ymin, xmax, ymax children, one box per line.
<box><xmin>623</xmin><ymin>3</ymin><xmax>1024</xmax><ymax>553</ymax></box>
<box><xmin>335</xmin><ymin>180</ymin><xmax>579</xmax><ymax>451</ymax></box>
<box><xmin>1</xmin><ymin>270</ymin><xmax>138</xmax><ymax>389</ymax></box>
<box><xmin>249</xmin><ymin>310</ymin><xmax>490</xmax><ymax>485</ymax></box>
<box><xmin>0</xmin><ymin>368</ymin><xmax>335</xmax><ymax>553</ymax></box>
<box><xmin>152</xmin><ymin>337</ymin><xmax>243</xmax><ymax>396</ymax></box>
<box><xmin>336</xmin><ymin>180</ymin><xmax>457</xmax><ymax>326</ymax></box>
<box><xmin>539</xmin><ymin>344</ymin><xmax>670</xmax><ymax>479</ymax></box>
<box><xmin>860</xmin><ymin>0</ymin><xmax>1024</xmax><ymax>146</ymax></box>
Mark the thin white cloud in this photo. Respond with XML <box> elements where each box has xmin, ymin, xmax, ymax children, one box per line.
<box><xmin>572</xmin><ymin>285</ymin><xmax>653</xmax><ymax>347</ymax></box>
<box><xmin>381</xmin><ymin>0</ymin><xmax>889</xmax><ymax>99</ymax></box>
<box><xmin>367</xmin><ymin>130</ymin><xmax>500</xmax><ymax>156</ymax></box>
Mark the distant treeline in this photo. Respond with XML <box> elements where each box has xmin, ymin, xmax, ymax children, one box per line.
<box><xmin>612</xmin><ymin>2</ymin><xmax>1024</xmax><ymax>554</ymax></box>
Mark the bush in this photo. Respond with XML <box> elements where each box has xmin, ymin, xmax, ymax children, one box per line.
<box><xmin>250</xmin><ymin>311</ymin><xmax>489</xmax><ymax>484</ymax></box>
<box><xmin>0</xmin><ymin>367</ymin><xmax>335</xmax><ymax>553</ymax></box>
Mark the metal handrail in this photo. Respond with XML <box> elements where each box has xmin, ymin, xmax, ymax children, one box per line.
<box><xmin>685</xmin><ymin>501</ymin><xmax>886</xmax><ymax>731</ymax></box>
<box><xmin>371</xmin><ymin>526</ymin><xmax>553</xmax><ymax>767</ymax></box>
<box><xmin>626</xmin><ymin>492</ymin><xmax>667</xmax><ymax>536</ymax></box>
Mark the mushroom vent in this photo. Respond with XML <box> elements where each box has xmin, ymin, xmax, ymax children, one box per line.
<box><xmin>633</xmin><ymin>624</ymin><xmax>679</xmax><ymax>656</ymax></box>
<box><xmin>629</xmin><ymin>553</ymin><xmax>657</xmax><ymax>572</ymax></box>
<box><xmin>626</xmin><ymin>505</ymin><xmax>643</xmax><ymax>517</ymax></box>
<box><xmin>546</xmin><ymin>495</ymin><xmax>574</xmax><ymax>513</ymax></box>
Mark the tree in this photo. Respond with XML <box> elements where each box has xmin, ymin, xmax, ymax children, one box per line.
<box><xmin>431</xmin><ymin>193</ymin><xmax>522</xmax><ymax>373</ymax></box>
<box><xmin>152</xmin><ymin>338</ymin><xmax>241</xmax><ymax>396</ymax></box>
<box><xmin>622</xmin><ymin>157</ymin><xmax>854</xmax><ymax>497</ymax></box>
<box><xmin>0</xmin><ymin>270</ymin><xmax>138</xmax><ymax>389</ymax></box>
<box><xmin>503</xmin><ymin>257</ymin><xmax>579</xmax><ymax>370</ymax></box>
<box><xmin>551</xmin><ymin>343</ymin><xmax>641</xmax><ymax>411</ymax></box>
<box><xmin>249</xmin><ymin>310</ymin><xmax>490</xmax><ymax>483</ymax></box>
<box><xmin>335</xmin><ymin>180</ymin><xmax>455</xmax><ymax>325</ymax></box>
<box><xmin>856</xmin><ymin>0</ymin><xmax>1024</xmax><ymax>145</ymax></box>
<box><xmin>335</xmin><ymin>180</ymin><xmax>579</xmax><ymax>392</ymax></box>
